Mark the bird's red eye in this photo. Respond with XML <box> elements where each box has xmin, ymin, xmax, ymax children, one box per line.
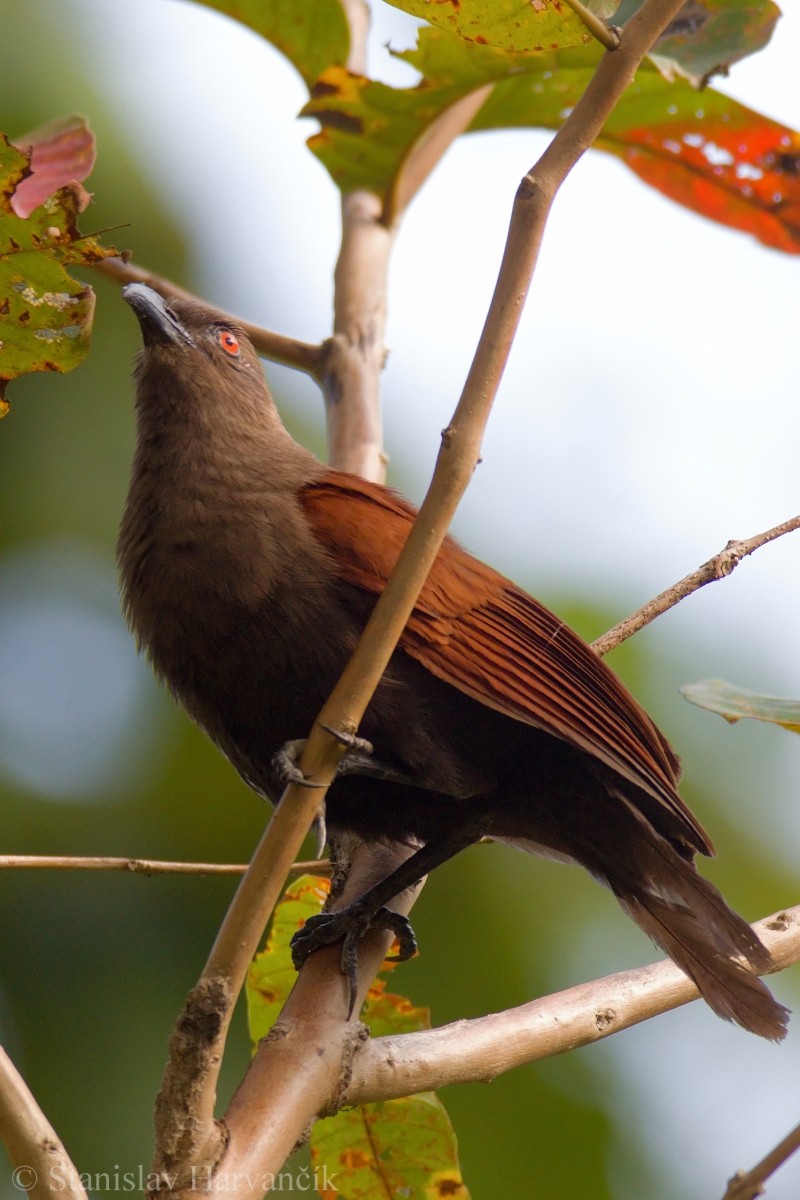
<box><xmin>217</xmin><ymin>328</ymin><xmax>240</xmax><ymax>357</ymax></box>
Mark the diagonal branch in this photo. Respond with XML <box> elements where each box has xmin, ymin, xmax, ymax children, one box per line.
<box><xmin>592</xmin><ymin>515</ymin><xmax>800</xmax><ymax>657</ymax></box>
<box><xmin>0</xmin><ymin>1045</ymin><xmax>87</xmax><ymax>1200</ymax></box>
<box><xmin>722</xmin><ymin>1117</ymin><xmax>800</xmax><ymax>1200</ymax></box>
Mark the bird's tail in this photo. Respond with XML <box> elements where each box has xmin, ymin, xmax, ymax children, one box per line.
<box><xmin>602</xmin><ymin>811</ymin><xmax>789</xmax><ymax>1041</ymax></box>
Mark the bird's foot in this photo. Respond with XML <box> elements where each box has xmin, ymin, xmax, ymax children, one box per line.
<box><xmin>290</xmin><ymin>902</ymin><xmax>418</xmax><ymax>1018</ymax></box>
<box><xmin>274</xmin><ymin>732</ymin><xmax>414</xmax><ymax>790</ymax></box>
<box><xmin>271</xmin><ymin>739</ymin><xmax>327</xmax><ymax>789</ymax></box>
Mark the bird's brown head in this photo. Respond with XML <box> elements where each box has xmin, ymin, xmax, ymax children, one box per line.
<box><xmin>122</xmin><ymin>283</ymin><xmax>279</xmax><ymax>435</ymax></box>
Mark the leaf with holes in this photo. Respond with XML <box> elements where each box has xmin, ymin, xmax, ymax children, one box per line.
<box><xmin>467</xmin><ymin>42</ymin><xmax>800</xmax><ymax>252</ymax></box>
<box><xmin>598</xmin><ymin>84</ymin><xmax>800</xmax><ymax>254</ymax></box>
<box><xmin>681</xmin><ymin>680</ymin><xmax>800</xmax><ymax>733</ymax></box>
<box><xmin>10</xmin><ymin>116</ymin><xmax>96</xmax><ymax>219</ymax></box>
<box><xmin>0</xmin><ymin>129</ymin><xmax>120</xmax><ymax>408</ymax></box>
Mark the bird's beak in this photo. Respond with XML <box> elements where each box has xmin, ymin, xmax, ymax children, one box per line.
<box><xmin>123</xmin><ymin>283</ymin><xmax>195</xmax><ymax>348</ymax></box>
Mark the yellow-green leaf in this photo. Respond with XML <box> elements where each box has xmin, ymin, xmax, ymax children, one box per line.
<box><xmin>311</xmin><ymin>1093</ymin><xmax>470</xmax><ymax>1200</ymax></box>
<box><xmin>246</xmin><ymin>873</ymin><xmax>331</xmax><ymax>1043</ymax></box>
<box><xmin>0</xmin><ymin>129</ymin><xmax>119</xmax><ymax>406</ymax></box>
<box><xmin>384</xmin><ymin>0</ymin><xmax>592</xmax><ymax>54</ymax></box>
<box><xmin>681</xmin><ymin>679</ymin><xmax>800</xmax><ymax>733</ymax></box>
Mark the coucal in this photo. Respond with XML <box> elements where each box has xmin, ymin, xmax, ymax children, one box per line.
<box><xmin>119</xmin><ymin>283</ymin><xmax>787</xmax><ymax>1039</ymax></box>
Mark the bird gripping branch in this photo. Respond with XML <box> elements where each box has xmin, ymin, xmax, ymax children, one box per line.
<box><xmin>119</xmin><ymin>283</ymin><xmax>788</xmax><ymax>1041</ymax></box>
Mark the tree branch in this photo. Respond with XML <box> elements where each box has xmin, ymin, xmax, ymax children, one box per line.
<box><xmin>95</xmin><ymin>258</ymin><xmax>327</xmax><ymax>378</ymax></box>
<box><xmin>0</xmin><ymin>1045</ymin><xmax>87</xmax><ymax>1200</ymax></box>
<box><xmin>592</xmin><ymin>515</ymin><xmax>800</xmax><ymax>657</ymax></box>
<box><xmin>342</xmin><ymin>907</ymin><xmax>800</xmax><ymax>1105</ymax></box>
<box><xmin>0</xmin><ymin>855</ymin><xmax>330</xmax><ymax>876</ymax></box>
<box><xmin>722</xmin><ymin>1118</ymin><xmax>800</xmax><ymax>1200</ymax></box>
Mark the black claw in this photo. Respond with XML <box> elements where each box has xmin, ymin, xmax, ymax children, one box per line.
<box><xmin>320</xmin><ymin>723</ymin><xmax>374</xmax><ymax>757</ymax></box>
<box><xmin>379</xmin><ymin>908</ymin><xmax>418</xmax><ymax>962</ymax></box>
<box><xmin>272</xmin><ymin>739</ymin><xmax>325</xmax><ymax>789</ymax></box>
<box><xmin>289</xmin><ymin>903</ymin><xmax>419</xmax><ymax>1018</ymax></box>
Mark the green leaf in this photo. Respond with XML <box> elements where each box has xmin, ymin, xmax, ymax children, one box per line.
<box><xmin>246</xmin><ymin>873</ymin><xmax>331</xmax><ymax>1042</ymax></box>
<box><xmin>0</xmin><ymin>131</ymin><xmax>119</xmax><ymax>408</ymax></box>
<box><xmin>616</xmin><ymin>0</ymin><xmax>780</xmax><ymax>86</ymax></box>
<box><xmin>247</xmin><ymin>875</ymin><xmax>470</xmax><ymax>1199</ymax></box>
<box><xmin>304</xmin><ymin>26</ymin><xmax>800</xmax><ymax>254</ymax></box>
<box><xmin>681</xmin><ymin>680</ymin><xmax>800</xmax><ymax>733</ymax></box>
<box><xmin>193</xmin><ymin>0</ymin><xmax>350</xmax><ymax>88</ymax></box>
<box><xmin>311</xmin><ymin>1093</ymin><xmax>470</xmax><ymax>1200</ymax></box>
<box><xmin>384</xmin><ymin>0</ymin><xmax>593</xmax><ymax>54</ymax></box>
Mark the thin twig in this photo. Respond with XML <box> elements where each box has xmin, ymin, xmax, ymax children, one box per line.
<box><xmin>0</xmin><ymin>854</ymin><xmax>330</xmax><ymax>876</ymax></box>
<box><xmin>722</xmin><ymin>1119</ymin><xmax>800</xmax><ymax>1200</ymax></box>
<box><xmin>95</xmin><ymin>257</ymin><xmax>327</xmax><ymax>378</ymax></box>
<box><xmin>343</xmin><ymin>907</ymin><xmax>800</xmax><ymax>1106</ymax></box>
<box><xmin>0</xmin><ymin>1045</ymin><xmax>87</xmax><ymax>1200</ymax></box>
<box><xmin>592</xmin><ymin>515</ymin><xmax>800</xmax><ymax>658</ymax></box>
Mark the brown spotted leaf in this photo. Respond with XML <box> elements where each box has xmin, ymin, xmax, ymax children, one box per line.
<box><xmin>0</xmin><ymin>130</ymin><xmax>120</xmax><ymax>407</ymax></box>
<box><xmin>384</xmin><ymin>0</ymin><xmax>594</xmax><ymax>53</ymax></box>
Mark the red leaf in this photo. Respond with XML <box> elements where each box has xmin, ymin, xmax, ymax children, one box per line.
<box><xmin>602</xmin><ymin>92</ymin><xmax>800</xmax><ymax>254</ymax></box>
<box><xmin>11</xmin><ymin>117</ymin><xmax>95</xmax><ymax>219</ymax></box>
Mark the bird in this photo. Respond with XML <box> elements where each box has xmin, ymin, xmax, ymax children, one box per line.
<box><xmin>118</xmin><ymin>282</ymin><xmax>788</xmax><ymax>1039</ymax></box>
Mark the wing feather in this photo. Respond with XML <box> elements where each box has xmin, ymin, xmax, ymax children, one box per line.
<box><xmin>299</xmin><ymin>473</ymin><xmax>711</xmax><ymax>855</ymax></box>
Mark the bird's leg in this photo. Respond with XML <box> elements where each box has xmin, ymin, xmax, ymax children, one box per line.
<box><xmin>272</xmin><ymin>732</ymin><xmax>422</xmax><ymax>791</ymax></box>
<box><xmin>290</xmin><ymin>821</ymin><xmax>488</xmax><ymax>1017</ymax></box>
<box><xmin>271</xmin><ymin>734</ymin><xmax>427</xmax><ymax>857</ymax></box>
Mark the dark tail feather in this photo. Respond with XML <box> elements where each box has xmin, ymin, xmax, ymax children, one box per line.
<box><xmin>606</xmin><ymin>835</ymin><xmax>789</xmax><ymax>1041</ymax></box>
<box><xmin>618</xmin><ymin>889</ymin><xmax>788</xmax><ymax>1041</ymax></box>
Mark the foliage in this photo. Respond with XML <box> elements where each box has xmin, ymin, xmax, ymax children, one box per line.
<box><xmin>0</xmin><ymin>119</ymin><xmax>119</xmax><ymax>407</ymax></box>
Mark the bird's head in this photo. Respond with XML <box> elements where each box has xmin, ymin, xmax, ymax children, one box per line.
<box><xmin>122</xmin><ymin>282</ymin><xmax>282</xmax><ymax>434</ymax></box>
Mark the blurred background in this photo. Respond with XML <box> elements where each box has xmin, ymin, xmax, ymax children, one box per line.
<box><xmin>1</xmin><ymin>1</ymin><xmax>798</xmax><ymax>1197</ymax></box>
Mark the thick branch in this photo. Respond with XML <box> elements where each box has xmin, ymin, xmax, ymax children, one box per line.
<box><xmin>220</xmin><ymin>840</ymin><xmax>424</xmax><ymax>1189</ymax></box>
<box><xmin>0</xmin><ymin>1045</ymin><xmax>87</xmax><ymax>1200</ymax></box>
<box><xmin>95</xmin><ymin>258</ymin><xmax>326</xmax><ymax>378</ymax></box>
<box><xmin>593</xmin><ymin>515</ymin><xmax>800</xmax><ymax>657</ymax></box>
<box><xmin>342</xmin><ymin>907</ymin><xmax>800</xmax><ymax>1105</ymax></box>
<box><xmin>324</xmin><ymin>192</ymin><xmax>393</xmax><ymax>479</ymax></box>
